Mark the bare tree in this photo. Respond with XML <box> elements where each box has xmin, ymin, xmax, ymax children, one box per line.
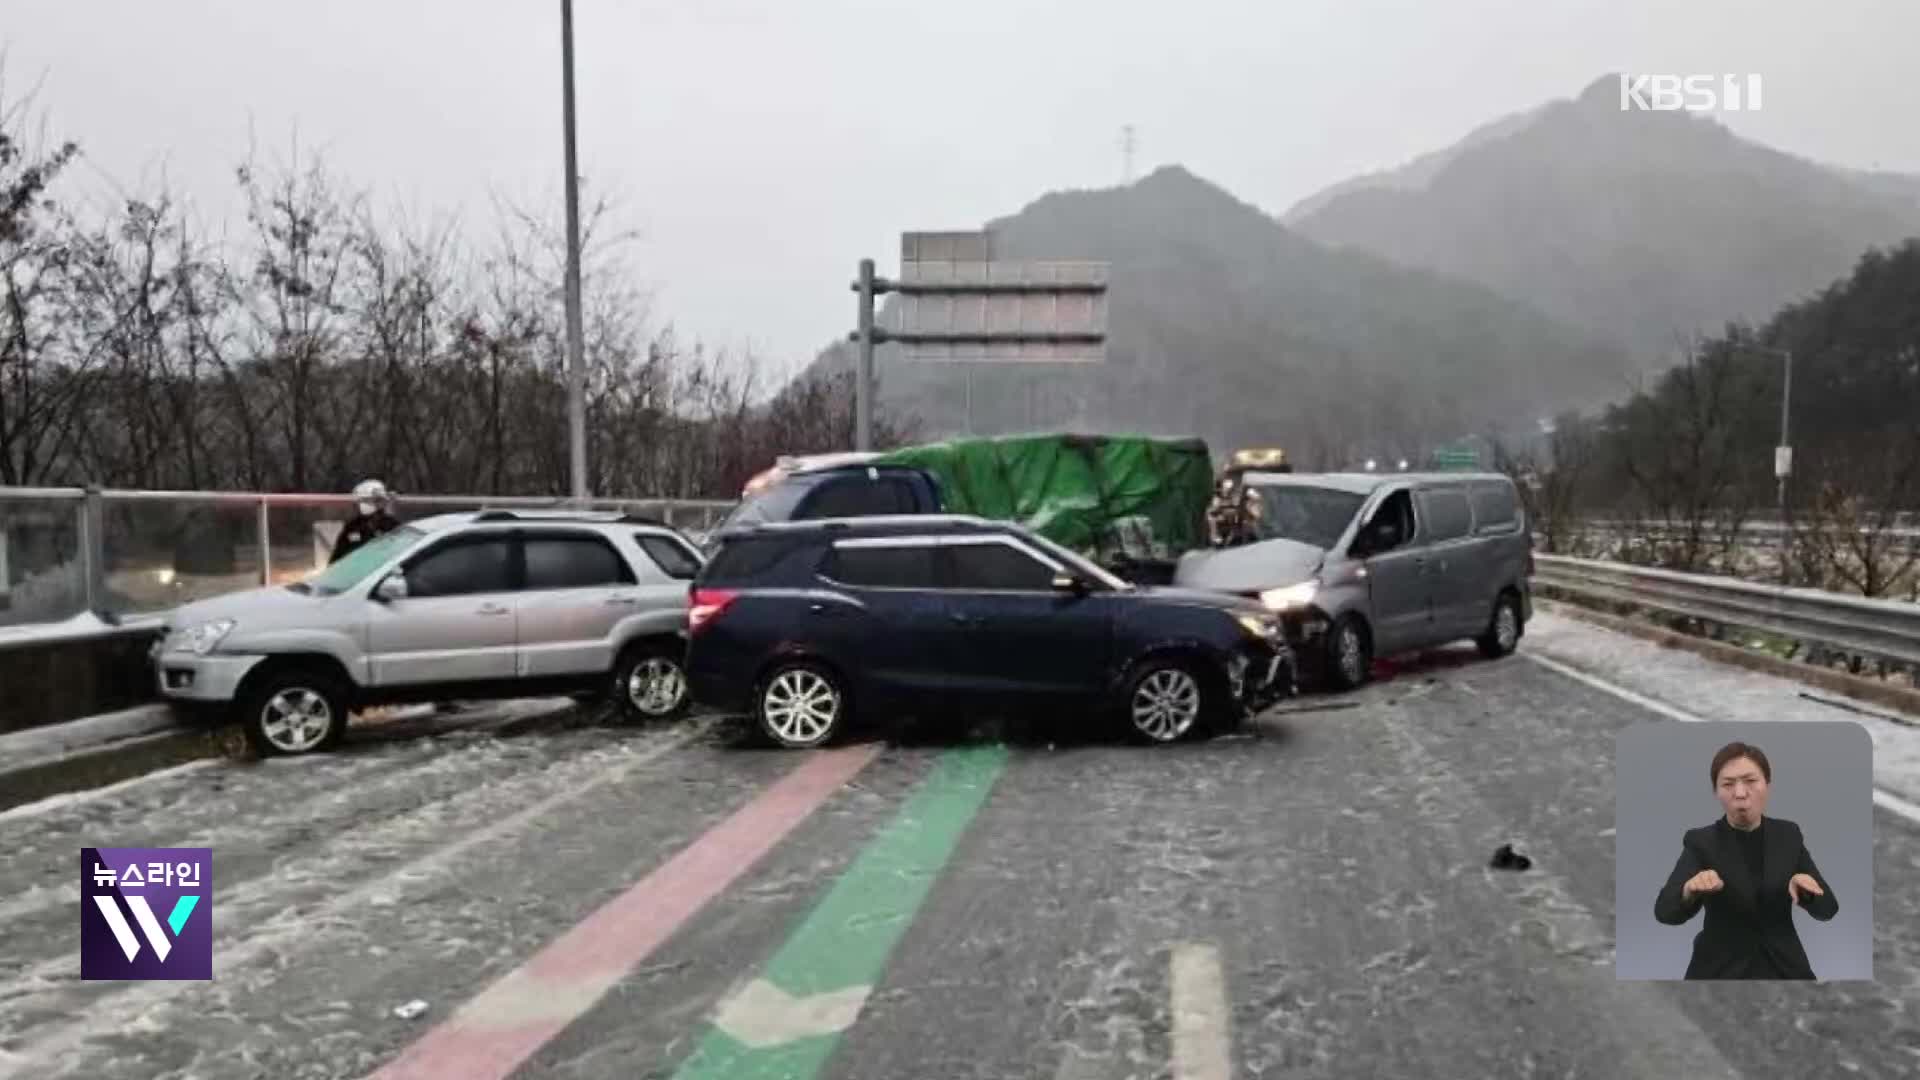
<box><xmin>0</xmin><ymin>77</ymin><xmax>84</xmax><ymax>486</ymax></box>
<box><xmin>235</xmin><ymin>143</ymin><xmax>364</xmax><ymax>491</ymax></box>
<box><xmin>1614</xmin><ymin>341</ymin><xmax>1759</xmax><ymax>572</ymax></box>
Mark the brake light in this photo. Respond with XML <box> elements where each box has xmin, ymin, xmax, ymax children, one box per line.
<box><xmin>689</xmin><ymin>588</ymin><xmax>738</xmax><ymax>633</ymax></box>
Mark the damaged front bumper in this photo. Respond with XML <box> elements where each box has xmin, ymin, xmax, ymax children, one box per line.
<box><xmin>1227</xmin><ymin>645</ymin><xmax>1296</xmax><ymax>714</ymax></box>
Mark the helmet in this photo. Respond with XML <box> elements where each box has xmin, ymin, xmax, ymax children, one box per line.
<box><xmin>352</xmin><ymin>479</ymin><xmax>390</xmax><ymax>514</ymax></box>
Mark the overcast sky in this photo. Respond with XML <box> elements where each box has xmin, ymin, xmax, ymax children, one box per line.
<box><xmin>4</xmin><ymin>0</ymin><xmax>1914</xmax><ymax>380</ymax></box>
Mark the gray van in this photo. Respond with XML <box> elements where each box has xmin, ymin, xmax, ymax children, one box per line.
<box><xmin>1172</xmin><ymin>471</ymin><xmax>1533</xmax><ymax>690</ymax></box>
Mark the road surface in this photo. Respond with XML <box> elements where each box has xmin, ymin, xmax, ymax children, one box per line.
<box><xmin>1</xmin><ymin>610</ymin><xmax>1917</xmax><ymax>1079</ymax></box>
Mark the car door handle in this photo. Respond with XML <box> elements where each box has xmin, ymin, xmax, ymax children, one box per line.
<box><xmin>604</xmin><ymin>595</ymin><xmax>639</xmax><ymax>606</ymax></box>
<box><xmin>949</xmin><ymin>612</ymin><xmax>979</xmax><ymax>625</ymax></box>
<box><xmin>476</xmin><ymin>603</ymin><xmax>510</xmax><ymax>616</ymax></box>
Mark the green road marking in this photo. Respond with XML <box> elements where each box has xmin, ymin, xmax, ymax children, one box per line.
<box><xmin>671</xmin><ymin>743</ymin><xmax>1010</xmax><ymax>1080</ymax></box>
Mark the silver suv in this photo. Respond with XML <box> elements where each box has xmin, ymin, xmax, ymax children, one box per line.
<box><xmin>152</xmin><ymin>510</ymin><xmax>705</xmax><ymax>755</ymax></box>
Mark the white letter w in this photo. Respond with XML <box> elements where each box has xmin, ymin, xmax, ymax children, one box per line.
<box><xmin>92</xmin><ymin>895</ymin><xmax>172</xmax><ymax>962</ymax></box>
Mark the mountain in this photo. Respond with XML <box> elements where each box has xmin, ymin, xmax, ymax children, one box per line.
<box><xmin>807</xmin><ymin>166</ymin><xmax>1632</xmax><ymax>465</ymax></box>
<box><xmin>1285</xmin><ymin>75</ymin><xmax>1920</xmax><ymax>359</ymax></box>
<box><xmin>1281</xmin><ymin>102</ymin><xmax>1550</xmax><ymax>226</ymax></box>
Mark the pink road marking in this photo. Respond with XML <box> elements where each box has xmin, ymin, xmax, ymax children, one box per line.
<box><xmin>366</xmin><ymin>743</ymin><xmax>884</xmax><ymax>1080</ymax></box>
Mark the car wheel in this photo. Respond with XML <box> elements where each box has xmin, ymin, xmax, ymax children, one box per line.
<box><xmin>757</xmin><ymin>662</ymin><xmax>848</xmax><ymax>749</ymax></box>
<box><xmin>1124</xmin><ymin>660</ymin><xmax>1206</xmax><ymax>744</ymax></box>
<box><xmin>614</xmin><ymin>643</ymin><xmax>691</xmax><ymax>721</ymax></box>
<box><xmin>1322</xmin><ymin>616</ymin><xmax>1372</xmax><ymax>691</ymax></box>
<box><xmin>239</xmin><ymin>669</ymin><xmax>349</xmax><ymax>757</ymax></box>
<box><xmin>1476</xmin><ymin>592</ymin><xmax>1524</xmax><ymax>659</ymax></box>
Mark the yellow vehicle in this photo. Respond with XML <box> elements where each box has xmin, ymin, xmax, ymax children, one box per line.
<box><xmin>1224</xmin><ymin>447</ymin><xmax>1291</xmax><ymax>481</ymax></box>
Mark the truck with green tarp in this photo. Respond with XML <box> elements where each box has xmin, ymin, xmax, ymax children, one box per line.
<box><xmin>718</xmin><ymin>433</ymin><xmax>1215</xmax><ymax>583</ymax></box>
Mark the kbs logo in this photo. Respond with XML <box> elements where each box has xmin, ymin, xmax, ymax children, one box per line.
<box><xmin>1619</xmin><ymin>74</ymin><xmax>1764</xmax><ymax>112</ymax></box>
<box><xmin>80</xmin><ymin>847</ymin><xmax>212</xmax><ymax>981</ymax></box>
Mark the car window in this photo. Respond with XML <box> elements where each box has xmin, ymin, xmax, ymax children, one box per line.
<box><xmin>1244</xmin><ymin>484</ymin><xmax>1366</xmax><ymax>549</ymax></box>
<box><xmin>943</xmin><ymin>541</ymin><xmax>1055</xmax><ymax>591</ymax></box>
<box><xmin>702</xmin><ymin>536</ymin><xmax>796</xmax><ymax>584</ymax></box>
<box><xmin>308</xmin><ymin>525</ymin><xmax>423</xmax><ymax>595</ymax></box>
<box><xmin>1021</xmin><ymin>532</ymin><xmax>1133</xmax><ymax>591</ymax></box>
<box><xmin>1359</xmin><ymin>490</ymin><xmax>1417</xmax><ymax>554</ymax></box>
<box><xmin>637</xmin><ymin>534</ymin><xmax>703</xmax><ymax>580</ymax></box>
<box><xmin>717</xmin><ymin>475</ymin><xmax>820</xmax><ymax>530</ymax></box>
<box><xmin>826</xmin><ymin>544</ymin><xmax>939</xmax><ymax>588</ymax></box>
<box><xmin>523</xmin><ymin>534</ymin><xmax>635</xmax><ymax>589</ymax></box>
<box><xmin>404</xmin><ymin>538</ymin><xmax>514</xmax><ymax>597</ymax></box>
<box><xmin>799</xmin><ymin>475</ymin><xmax>916</xmax><ymax>519</ymax></box>
<box><xmin>1469</xmin><ymin>481</ymin><xmax>1520</xmax><ymax>533</ymax></box>
<box><xmin>1421</xmin><ymin>488</ymin><xmax>1474</xmax><ymax>543</ymax></box>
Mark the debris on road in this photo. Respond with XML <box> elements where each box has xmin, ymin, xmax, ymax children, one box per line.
<box><xmin>1489</xmin><ymin>843</ymin><xmax>1532</xmax><ymax>872</ymax></box>
<box><xmin>392</xmin><ymin>999</ymin><xmax>429</xmax><ymax>1021</ymax></box>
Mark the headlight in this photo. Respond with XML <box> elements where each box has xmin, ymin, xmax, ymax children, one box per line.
<box><xmin>177</xmin><ymin>619</ymin><xmax>236</xmax><ymax>655</ymax></box>
<box><xmin>1259</xmin><ymin>581</ymin><xmax>1318</xmax><ymax>611</ymax></box>
<box><xmin>1234</xmin><ymin>612</ymin><xmax>1281</xmax><ymax>639</ymax></box>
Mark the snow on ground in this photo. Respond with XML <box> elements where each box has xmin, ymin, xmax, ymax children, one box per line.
<box><xmin>0</xmin><ymin>760</ymin><xmax>218</xmax><ymax>826</ymax></box>
<box><xmin>0</xmin><ymin>704</ymin><xmax>177</xmax><ymax>772</ymax></box>
<box><xmin>1525</xmin><ymin>605</ymin><xmax>1920</xmax><ymax>809</ymax></box>
<box><xmin>0</xmin><ymin>610</ymin><xmax>166</xmax><ymax>646</ymax></box>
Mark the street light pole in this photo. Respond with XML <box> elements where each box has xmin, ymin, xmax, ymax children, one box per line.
<box><xmin>561</xmin><ymin>0</ymin><xmax>589</xmax><ymax>503</ymax></box>
<box><xmin>1777</xmin><ymin>347</ymin><xmax>1792</xmax><ymax>523</ymax></box>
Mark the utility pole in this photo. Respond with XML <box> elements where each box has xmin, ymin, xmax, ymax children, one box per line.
<box><xmin>561</xmin><ymin>0</ymin><xmax>589</xmax><ymax>502</ymax></box>
<box><xmin>1776</xmin><ymin>347</ymin><xmax>1792</xmax><ymax>584</ymax></box>
<box><xmin>854</xmin><ymin>258</ymin><xmax>876</xmax><ymax>451</ymax></box>
<box><xmin>1121</xmin><ymin>125</ymin><xmax>1136</xmax><ymax>184</ymax></box>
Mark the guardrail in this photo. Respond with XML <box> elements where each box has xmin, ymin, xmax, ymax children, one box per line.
<box><xmin>1557</xmin><ymin>519</ymin><xmax>1920</xmax><ymax>552</ymax></box>
<box><xmin>0</xmin><ymin>486</ymin><xmax>736</xmax><ymax>634</ymax></box>
<box><xmin>1532</xmin><ymin>554</ymin><xmax>1920</xmax><ymax>669</ymax></box>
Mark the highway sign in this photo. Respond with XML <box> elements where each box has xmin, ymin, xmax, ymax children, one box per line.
<box><xmin>847</xmin><ymin>230</ymin><xmax>1111</xmax><ymax>448</ymax></box>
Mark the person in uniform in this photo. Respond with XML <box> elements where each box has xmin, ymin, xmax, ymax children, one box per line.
<box><xmin>329</xmin><ymin>480</ymin><xmax>401</xmax><ymax>564</ymax></box>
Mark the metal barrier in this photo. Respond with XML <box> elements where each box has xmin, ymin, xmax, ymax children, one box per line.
<box><xmin>0</xmin><ymin>486</ymin><xmax>736</xmax><ymax>632</ymax></box>
<box><xmin>1564</xmin><ymin>519</ymin><xmax>1920</xmax><ymax>552</ymax></box>
<box><xmin>1533</xmin><ymin>554</ymin><xmax>1920</xmax><ymax>669</ymax></box>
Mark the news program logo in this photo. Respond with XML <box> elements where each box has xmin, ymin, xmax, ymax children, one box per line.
<box><xmin>1619</xmin><ymin>74</ymin><xmax>1764</xmax><ymax>113</ymax></box>
<box><xmin>80</xmin><ymin>847</ymin><xmax>212</xmax><ymax>981</ymax></box>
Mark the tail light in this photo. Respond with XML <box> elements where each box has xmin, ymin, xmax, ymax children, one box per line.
<box><xmin>688</xmin><ymin>588</ymin><xmax>738</xmax><ymax>633</ymax></box>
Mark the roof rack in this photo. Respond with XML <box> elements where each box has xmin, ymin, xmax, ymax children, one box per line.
<box><xmin>468</xmin><ymin>508</ymin><xmax>679</xmax><ymax>528</ymax></box>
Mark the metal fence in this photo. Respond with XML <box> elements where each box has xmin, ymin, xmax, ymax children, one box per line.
<box><xmin>1533</xmin><ymin>554</ymin><xmax>1920</xmax><ymax>669</ymax></box>
<box><xmin>1557</xmin><ymin>518</ymin><xmax>1920</xmax><ymax>553</ymax></box>
<box><xmin>0</xmin><ymin>486</ymin><xmax>736</xmax><ymax>633</ymax></box>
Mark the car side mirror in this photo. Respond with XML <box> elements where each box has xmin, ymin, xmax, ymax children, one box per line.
<box><xmin>374</xmin><ymin>575</ymin><xmax>408</xmax><ymax>602</ymax></box>
<box><xmin>1051</xmin><ymin>573</ymin><xmax>1089</xmax><ymax>595</ymax></box>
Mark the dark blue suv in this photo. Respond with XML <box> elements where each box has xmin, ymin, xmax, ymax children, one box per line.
<box><xmin>686</xmin><ymin>515</ymin><xmax>1294</xmax><ymax>748</ymax></box>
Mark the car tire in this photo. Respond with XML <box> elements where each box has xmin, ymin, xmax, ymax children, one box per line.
<box><xmin>238</xmin><ymin>668</ymin><xmax>350</xmax><ymax>757</ymax></box>
<box><xmin>1322</xmin><ymin>615</ymin><xmax>1372</xmax><ymax>691</ymax></box>
<box><xmin>755</xmin><ymin>661</ymin><xmax>849</xmax><ymax>749</ymax></box>
<box><xmin>613</xmin><ymin>641</ymin><xmax>692</xmax><ymax>721</ymax></box>
<box><xmin>1122</xmin><ymin>658</ymin><xmax>1209</xmax><ymax>745</ymax></box>
<box><xmin>1476</xmin><ymin>592</ymin><xmax>1524</xmax><ymax>659</ymax></box>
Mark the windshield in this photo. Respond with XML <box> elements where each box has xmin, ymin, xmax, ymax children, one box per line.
<box><xmin>1022</xmin><ymin>532</ymin><xmax>1134</xmax><ymax>592</ymax></box>
<box><xmin>1243</xmin><ymin>484</ymin><xmax>1367</xmax><ymax>550</ymax></box>
<box><xmin>717</xmin><ymin>475</ymin><xmax>820</xmax><ymax>531</ymax></box>
<box><xmin>306</xmin><ymin>526</ymin><xmax>425</xmax><ymax>595</ymax></box>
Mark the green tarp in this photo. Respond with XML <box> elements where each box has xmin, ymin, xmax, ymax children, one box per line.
<box><xmin>872</xmin><ymin>433</ymin><xmax>1213</xmax><ymax>564</ymax></box>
